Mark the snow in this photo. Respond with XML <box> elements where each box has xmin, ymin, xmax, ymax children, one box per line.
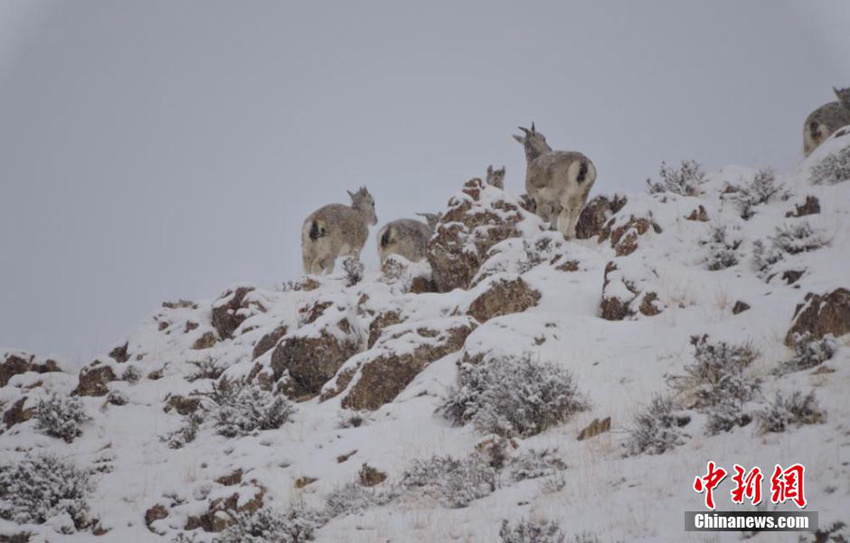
<box><xmin>1</xmin><ymin>130</ymin><xmax>849</xmax><ymax>542</ymax></box>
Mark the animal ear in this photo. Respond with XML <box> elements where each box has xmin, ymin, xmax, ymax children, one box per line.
<box><xmin>347</xmin><ymin>190</ymin><xmax>355</xmax><ymax>199</ymax></box>
<box><xmin>513</xmin><ymin>134</ymin><xmax>524</xmax><ymax>144</ymax></box>
<box><xmin>487</xmin><ymin>165</ymin><xmax>493</xmax><ymax>174</ymax></box>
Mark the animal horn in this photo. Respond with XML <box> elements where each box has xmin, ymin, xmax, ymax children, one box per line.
<box><xmin>531</xmin><ymin>122</ymin><xmax>536</xmax><ymax>133</ymax></box>
<box><xmin>518</xmin><ymin>126</ymin><xmax>530</xmax><ymax>135</ymax></box>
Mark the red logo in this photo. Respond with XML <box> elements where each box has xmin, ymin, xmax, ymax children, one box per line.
<box><xmin>693</xmin><ymin>462</ymin><xmax>807</xmax><ymax>509</ymax></box>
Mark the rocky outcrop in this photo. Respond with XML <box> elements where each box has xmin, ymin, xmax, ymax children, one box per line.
<box><xmin>576</xmin><ymin>194</ymin><xmax>628</xmax><ymax>239</ymax></box>
<box><xmin>427</xmin><ymin>178</ymin><xmax>540</xmax><ymax>292</ymax></box>
<box><xmin>0</xmin><ymin>352</ymin><xmax>61</xmax><ymax>388</ymax></box>
<box><xmin>785</xmin><ymin>288</ymin><xmax>850</xmax><ymax>346</ymax></box>
<box><xmin>72</xmin><ymin>361</ymin><xmax>117</xmax><ymax>396</ymax></box>
<box><xmin>368</xmin><ymin>310</ymin><xmax>404</xmax><ymax>349</ymax></box>
<box><xmin>599</xmin><ymin>214</ymin><xmax>662</xmax><ymax>257</ymax></box>
<box><xmin>271</xmin><ymin>305</ymin><xmax>361</xmax><ymax>399</ymax></box>
<box><xmin>184</xmin><ymin>484</ymin><xmax>265</xmax><ymax>533</ymax></box>
<box><xmin>3</xmin><ymin>397</ymin><xmax>33</xmax><ymax>428</ymax></box>
<box><xmin>341</xmin><ymin>317</ymin><xmax>476</xmax><ymax>411</ymax></box>
<box><xmin>600</xmin><ymin>261</ymin><xmax>664</xmax><ymax>320</ymax></box>
<box><xmin>786</xmin><ymin>196</ymin><xmax>821</xmax><ymax>218</ymax></box>
<box><xmin>467</xmin><ymin>276</ymin><xmax>540</xmax><ymax>323</ymax></box>
<box><xmin>211</xmin><ymin>286</ymin><xmax>257</xmax><ymax>339</ymax></box>
<box><xmin>577</xmin><ymin>417</ymin><xmax>611</xmax><ymax>441</ymax></box>
<box><xmin>686</xmin><ymin>205</ymin><xmax>710</xmax><ymax>222</ymax></box>
<box><xmin>252</xmin><ymin>325</ymin><xmax>288</xmax><ymax>360</ymax></box>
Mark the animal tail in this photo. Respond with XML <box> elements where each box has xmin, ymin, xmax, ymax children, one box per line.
<box><xmin>307</xmin><ymin>220</ymin><xmax>326</xmax><ymax>242</ymax></box>
<box><xmin>577</xmin><ymin>161</ymin><xmax>589</xmax><ymax>183</ymax></box>
<box><xmin>380</xmin><ymin>226</ymin><xmax>392</xmax><ymax>248</ymax></box>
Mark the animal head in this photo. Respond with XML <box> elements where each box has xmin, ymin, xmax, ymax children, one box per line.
<box><xmin>416</xmin><ymin>212</ymin><xmax>442</xmax><ymax>230</ymax></box>
<box><xmin>834</xmin><ymin>86</ymin><xmax>850</xmax><ymax>109</ymax></box>
<box><xmin>348</xmin><ymin>186</ymin><xmax>378</xmax><ymax>225</ymax></box>
<box><xmin>486</xmin><ymin>165</ymin><xmax>506</xmax><ymax>189</ymax></box>
<box><xmin>512</xmin><ymin>123</ymin><xmax>552</xmax><ymax>162</ymax></box>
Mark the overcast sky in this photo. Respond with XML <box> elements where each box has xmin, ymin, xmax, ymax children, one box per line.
<box><xmin>0</xmin><ymin>1</ymin><xmax>848</xmax><ymax>365</ymax></box>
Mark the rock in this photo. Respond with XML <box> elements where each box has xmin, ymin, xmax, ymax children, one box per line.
<box><xmin>576</xmin><ymin>194</ymin><xmax>628</xmax><ymax>239</ymax></box>
<box><xmin>299</xmin><ymin>300</ymin><xmax>333</xmax><ymax>326</ymax></box>
<box><xmin>211</xmin><ymin>286</ymin><xmax>257</xmax><ymax>339</ymax></box>
<box><xmin>164</xmin><ymin>395</ymin><xmax>202</xmax><ymax>415</ymax></box>
<box><xmin>294</xmin><ymin>477</ymin><xmax>318</xmax><ymax>489</ymax></box>
<box><xmin>319</xmin><ymin>366</ymin><xmax>358</xmax><ymax>402</ymax></box>
<box><xmin>185</xmin><ymin>484</ymin><xmax>265</xmax><ymax>533</ymax></box>
<box><xmin>786</xmin><ymin>196</ymin><xmax>821</xmax><ymax>218</ymax></box>
<box><xmin>381</xmin><ymin>256</ymin><xmax>436</xmax><ymax>294</ymax></box>
<box><xmin>73</xmin><ymin>362</ymin><xmax>117</xmax><ymax>397</ymax></box>
<box><xmin>428</xmin><ymin>178</ymin><xmax>540</xmax><ymax>292</ymax></box>
<box><xmin>0</xmin><ymin>352</ymin><xmax>61</xmax><ymax>388</ymax></box>
<box><xmin>685</xmin><ymin>205</ymin><xmax>710</xmax><ymax>222</ymax></box>
<box><xmin>342</xmin><ymin>318</ymin><xmax>476</xmax><ymax>411</ymax></box>
<box><xmin>3</xmin><ymin>397</ymin><xmax>33</xmax><ymax>427</ymax></box>
<box><xmin>337</xmin><ymin>450</ymin><xmax>358</xmax><ymax>463</ymax></box>
<box><xmin>467</xmin><ymin>276</ymin><xmax>541</xmax><ymax>323</ymax></box>
<box><xmin>732</xmin><ymin>301</ymin><xmax>751</xmax><ymax>315</ymax></box>
<box><xmin>577</xmin><ymin>417</ymin><xmax>611</xmax><ymax>441</ymax></box>
<box><xmin>782</xmin><ymin>270</ymin><xmax>805</xmax><ymax>285</ymax></box>
<box><xmin>162</xmin><ymin>299</ymin><xmax>197</xmax><ymax>309</ymax></box>
<box><xmin>108</xmin><ymin>342</ymin><xmax>129</xmax><ymax>363</ymax></box>
<box><xmin>271</xmin><ymin>315</ymin><xmax>361</xmax><ymax>399</ymax></box>
<box><xmin>785</xmin><ymin>288</ymin><xmax>850</xmax><ymax>346</ymax></box>
<box><xmin>106</xmin><ymin>390</ymin><xmax>128</xmax><ymax>406</ymax></box>
<box><xmin>368</xmin><ymin>310</ymin><xmax>403</xmax><ymax>349</ymax></box>
<box><xmin>599</xmin><ymin>215</ymin><xmax>662</xmax><ymax>257</ymax></box>
<box><xmin>358</xmin><ymin>464</ymin><xmax>387</xmax><ymax>486</ymax></box>
<box><xmin>215</xmin><ymin>469</ymin><xmax>243</xmax><ymax>486</ymax></box>
<box><xmin>252</xmin><ymin>325</ymin><xmax>288</xmax><ymax>360</ymax></box>
<box><xmin>144</xmin><ymin>504</ymin><xmax>168</xmax><ymax>532</ymax></box>
<box><xmin>600</xmin><ymin>261</ymin><xmax>664</xmax><ymax>321</ymax></box>
<box><xmin>191</xmin><ymin>332</ymin><xmax>216</xmax><ymax>350</ymax></box>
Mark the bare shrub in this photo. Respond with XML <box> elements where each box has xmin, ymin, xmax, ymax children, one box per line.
<box><xmin>776</xmin><ymin>333</ymin><xmax>838</xmax><ymax>374</ymax></box>
<box><xmin>0</xmin><ymin>454</ymin><xmax>95</xmax><ymax>531</ymax></box>
<box><xmin>508</xmin><ymin>449</ymin><xmax>568</xmax><ymax>482</ymax></box>
<box><xmin>754</xmin><ymin>222</ymin><xmax>825</xmax><ymax>279</ymax></box>
<box><xmin>735</xmin><ymin>169</ymin><xmax>783</xmax><ymax>220</ymax></box>
<box><xmin>670</xmin><ymin>336</ymin><xmax>760</xmax><ymax>435</ymax></box>
<box><xmin>342</xmin><ymin>256</ymin><xmax>365</xmax><ymax>287</ymax></box>
<box><xmin>439</xmin><ymin>354</ymin><xmax>587</xmax><ymax>438</ymax></box>
<box><xmin>624</xmin><ymin>394</ymin><xmax>691</xmax><ymax>456</ymax></box>
<box><xmin>811</xmin><ymin>145</ymin><xmax>850</xmax><ymax>185</ymax></box>
<box><xmin>34</xmin><ymin>393</ymin><xmax>90</xmax><ymax>443</ymax></box>
<box><xmin>702</xmin><ymin>226</ymin><xmax>742</xmax><ymax>271</ymax></box>
<box><xmin>401</xmin><ymin>453</ymin><xmax>497</xmax><ymax>508</ymax></box>
<box><xmin>646</xmin><ymin>160</ymin><xmax>705</xmax><ymax>196</ymax></box>
<box><xmin>214</xmin><ymin>507</ymin><xmax>319</xmax><ymax>543</ymax></box>
<box><xmin>187</xmin><ymin>358</ymin><xmax>224</xmax><ymax>382</ymax></box>
<box><xmin>499</xmin><ymin>518</ymin><xmax>567</xmax><ymax>543</ymax></box>
<box><xmin>324</xmin><ymin>483</ymin><xmax>395</xmax><ymax>519</ymax></box>
<box><xmin>755</xmin><ymin>391</ymin><xmax>825</xmax><ymax>435</ymax></box>
<box><xmin>121</xmin><ymin>365</ymin><xmax>142</xmax><ymax>384</ymax></box>
<box><xmin>162</xmin><ymin>411</ymin><xmax>203</xmax><ymax>450</ymax></box>
<box><xmin>208</xmin><ymin>379</ymin><xmax>295</xmax><ymax>437</ymax></box>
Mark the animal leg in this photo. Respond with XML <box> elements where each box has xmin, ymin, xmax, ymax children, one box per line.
<box><xmin>557</xmin><ymin>206</ymin><xmax>573</xmax><ymax>239</ymax></box>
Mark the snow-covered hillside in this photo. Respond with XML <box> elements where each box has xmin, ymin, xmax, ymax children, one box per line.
<box><xmin>2</xmin><ymin>130</ymin><xmax>850</xmax><ymax>543</ymax></box>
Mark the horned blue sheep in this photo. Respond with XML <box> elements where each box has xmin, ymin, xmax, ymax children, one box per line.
<box><xmin>376</xmin><ymin>212</ymin><xmax>441</xmax><ymax>264</ymax></box>
<box><xmin>486</xmin><ymin>165</ymin><xmax>506</xmax><ymax>189</ymax></box>
<box><xmin>804</xmin><ymin>87</ymin><xmax>850</xmax><ymax>156</ymax></box>
<box><xmin>513</xmin><ymin>123</ymin><xmax>597</xmax><ymax>238</ymax></box>
<box><xmin>301</xmin><ymin>186</ymin><xmax>377</xmax><ymax>275</ymax></box>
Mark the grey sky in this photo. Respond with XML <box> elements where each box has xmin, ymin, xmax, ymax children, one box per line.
<box><xmin>1</xmin><ymin>1</ymin><xmax>848</xmax><ymax>365</ymax></box>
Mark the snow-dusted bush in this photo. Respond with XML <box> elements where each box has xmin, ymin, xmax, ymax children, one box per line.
<box><xmin>439</xmin><ymin>354</ymin><xmax>587</xmax><ymax>438</ymax></box>
<box><xmin>187</xmin><ymin>358</ymin><xmax>224</xmax><ymax>382</ymax></box>
<box><xmin>646</xmin><ymin>160</ymin><xmax>705</xmax><ymax>196</ymax></box>
<box><xmin>702</xmin><ymin>226</ymin><xmax>742</xmax><ymax>271</ymax></box>
<box><xmin>0</xmin><ymin>454</ymin><xmax>95</xmax><ymax>530</ymax></box>
<box><xmin>324</xmin><ymin>482</ymin><xmax>395</xmax><ymax>519</ymax></box>
<box><xmin>508</xmin><ymin>448</ymin><xmax>568</xmax><ymax>483</ymax></box>
<box><xmin>670</xmin><ymin>336</ymin><xmax>760</xmax><ymax>435</ymax></box>
<box><xmin>624</xmin><ymin>394</ymin><xmax>691</xmax><ymax>456</ymax></box>
<box><xmin>121</xmin><ymin>365</ymin><xmax>142</xmax><ymax>384</ymax></box>
<box><xmin>499</xmin><ymin>518</ymin><xmax>566</xmax><ymax>543</ymax></box>
<box><xmin>209</xmin><ymin>379</ymin><xmax>295</xmax><ymax>437</ymax></box>
<box><xmin>34</xmin><ymin>393</ymin><xmax>90</xmax><ymax>443</ymax></box>
<box><xmin>214</xmin><ymin>507</ymin><xmax>319</xmax><ymax>543</ymax></box>
<box><xmin>401</xmin><ymin>453</ymin><xmax>497</xmax><ymax>508</ymax></box>
<box><xmin>735</xmin><ymin>169</ymin><xmax>783</xmax><ymax>220</ymax></box>
<box><xmin>342</xmin><ymin>256</ymin><xmax>364</xmax><ymax>287</ymax></box>
<box><xmin>777</xmin><ymin>333</ymin><xmax>838</xmax><ymax>374</ymax></box>
<box><xmin>756</xmin><ymin>391</ymin><xmax>824</xmax><ymax>435</ymax></box>
<box><xmin>811</xmin><ymin>144</ymin><xmax>850</xmax><ymax>185</ymax></box>
<box><xmin>162</xmin><ymin>412</ymin><xmax>202</xmax><ymax>449</ymax></box>
<box><xmin>170</xmin><ymin>534</ymin><xmax>198</xmax><ymax>543</ymax></box>
<box><xmin>753</xmin><ymin>222</ymin><xmax>826</xmax><ymax>278</ymax></box>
